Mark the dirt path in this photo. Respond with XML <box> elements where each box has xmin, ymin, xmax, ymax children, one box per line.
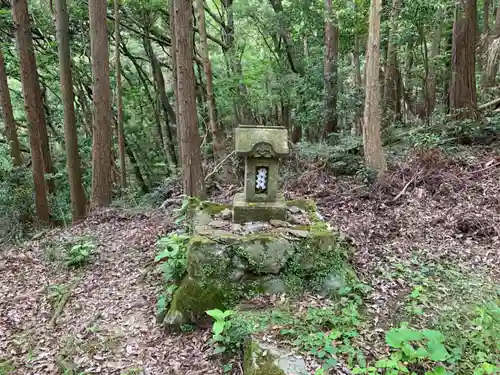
<box><xmin>0</xmin><ymin>210</ymin><xmax>222</xmax><ymax>375</ymax></box>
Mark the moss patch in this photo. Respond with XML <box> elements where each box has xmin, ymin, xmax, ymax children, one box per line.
<box><xmin>166</xmin><ymin>276</ymin><xmax>230</xmax><ymax>324</ymax></box>
<box><xmin>243</xmin><ymin>341</ymin><xmax>287</xmax><ymax>375</ymax></box>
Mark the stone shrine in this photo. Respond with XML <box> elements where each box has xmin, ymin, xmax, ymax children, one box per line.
<box><xmin>233</xmin><ymin>125</ymin><xmax>289</xmax><ymax>223</ymax></box>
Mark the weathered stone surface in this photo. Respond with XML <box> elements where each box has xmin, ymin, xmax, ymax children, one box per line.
<box><xmin>233</xmin><ymin>193</ymin><xmax>287</xmax><ymax>223</ymax></box>
<box><xmin>162</xmin><ymin>199</ymin><xmax>352</xmax><ymax>328</ymax></box>
<box><xmin>260</xmin><ymin>277</ymin><xmax>286</xmax><ymax>295</ymax></box>
<box><xmin>244</xmin><ymin>339</ymin><xmax>308</xmax><ymax>375</ymax></box>
<box><xmin>234</xmin><ymin>125</ymin><xmax>289</xmax><ymax>157</ymax></box>
<box><xmin>244</xmin><ymin>222</ymin><xmax>271</xmax><ymax>233</ymax></box>
<box><xmin>239</xmin><ymin>237</ymin><xmax>293</xmax><ymax>274</ymax></box>
<box><xmin>218</xmin><ymin>208</ymin><xmax>233</xmax><ymax>220</ymax></box>
<box><xmin>244</xmin><ymin>158</ymin><xmax>280</xmax><ymax>202</ymax></box>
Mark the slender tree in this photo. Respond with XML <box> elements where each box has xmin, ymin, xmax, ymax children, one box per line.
<box><xmin>383</xmin><ymin>0</ymin><xmax>402</xmax><ymax>122</ymax></box>
<box><xmin>195</xmin><ymin>0</ymin><xmax>228</xmax><ymax>177</ymax></box>
<box><xmin>0</xmin><ymin>47</ymin><xmax>23</xmax><ymax>166</ymax></box>
<box><xmin>114</xmin><ymin>0</ymin><xmax>127</xmax><ymax>190</ymax></box>
<box><xmin>363</xmin><ymin>0</ymin><xmax>387</xmax><ymax>174</ymax></box>
<box><xmin>11</xmin><ymin>0</ymin><xmax>50</xmax><ymax>223</ymax></box>
<box><xmin>323</xmin><ymin>0</ymin><xmax>339</xmax><ymax>136</ymax></box>
<box><xmin>174</xmin><ymin>0</ymin><xmax>204</xmax><ymax>197</ymax></box>
<box><xmin>54</xmin><ymin>0</ymin><xmax>86</xmax><ymax>222</ymax></box>
<box><xmin>89</xmin><ymin>0</ymin><xmax>113</xmax><ymax>207</ymax></box>
<box><xmin>450</xmin><ymin>0</ymin><xmax>480</xmax><ymax>120</ymax></box>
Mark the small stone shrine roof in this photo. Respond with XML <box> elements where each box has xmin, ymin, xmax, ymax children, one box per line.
<box><xmin>234</xmin><ymin>125</ymin><xmax>289</xmax><ymax>157</ymax></box>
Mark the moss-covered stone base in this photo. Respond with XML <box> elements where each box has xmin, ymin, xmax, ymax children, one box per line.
<box><xmin>162</xmin><ymin>198</ymin><xmax>354</xmax><ymax>328</ymax></box>
<box><xmin>233</xmin><ymin>192</ymin><xmax>287</xmax><ymax>223</ymax></box>
<box><xmin>243</xmin><ymin>339</ymin><xmax>307</xmax><ymax>375</ymax></box>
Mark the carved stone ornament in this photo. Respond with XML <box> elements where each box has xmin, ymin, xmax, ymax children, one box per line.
<box><xmin>249</xmin><ymin>142</ymin><xmax>275</xmax><ymax>158</ymax></box>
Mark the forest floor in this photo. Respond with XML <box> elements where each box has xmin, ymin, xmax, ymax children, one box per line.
<box><xmin>0</xmin><ymin>146</ymin><xmax>499</xmax><ymax>375</ymax></box>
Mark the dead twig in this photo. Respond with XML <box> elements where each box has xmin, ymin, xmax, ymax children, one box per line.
<box><xmin>392</xmin><ymin>169</ymin><xmax>423</xmax><ymax>202</ymax></box>
<box><xmin>204</xmin><ymin>151</ymin><xmax>235</xmax><ymax>182</ymax></box>
<box><xmin>49</xmin><ymin>276</ymin><xmax>83</xmax><ymax>329</ymax></box>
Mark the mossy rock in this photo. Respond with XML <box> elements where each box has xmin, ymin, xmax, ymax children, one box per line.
<box><xmin>163</xmin><ymin>198</ymin><xmax>357</xmax><ymax>328</ymax></box>
<box><xmin>243</xmin><ymin>339</ymin><xmax>307</xmax><ymax>375</ymax></box>
<box><xmin>163</xmin><ymin>276</ymin><xmax>234</xmax><ymax>326</ymax></box>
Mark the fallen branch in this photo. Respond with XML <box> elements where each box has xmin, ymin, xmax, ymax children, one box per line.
<box><xmin>479</xmin><ymin>96</ymin><xmax>500</xmax><ymax>110</ymax></box>
<box><xmin>392</xmin><ymin>169</ymin><xmax>423</xmax><ymax>202</ymax></box>
<box><xmin>49</xmin><ymin>276</ymin><xmax>82</xmax><ymax>329</ymax></box>
<box><xmin>204</xmin><ymin>150</ymin><xmax>235</xmax><ymax>182</ymax></box>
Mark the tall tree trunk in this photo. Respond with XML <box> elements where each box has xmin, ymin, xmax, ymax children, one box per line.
<box><xmin>11</xmin><ymin>0</ymin><xmax>50</xmax><ymax>223</ymax></box>
<box><xmin>89</xmin><ymin>0</ymin><xmax>113</xmax><ymax>207</ymax></box>
<box><xmin>323</xmin><ymin>0</ymin><xmax>339</xmax><ymax>136</ymax></box>
<box><xmin>383</xmin><ymin>0</ymin><xmax>401</xmax><ymax>122</ymax></box>
<box><xmin>221</xmin><ymin>0</ymin><xmax>253</xmax><ymax>123</ymax></box>
<box><xmin>195</xmin><ymin>0</ymin><xmax>229</xmax><ymax>178</ymax></box>
<box><xmin>352</xmin><ymin>32</ymin><xmax>363</xmax><ymax>135</ymax></box>
<box><xmin>425</xmin><ymin>22</ymin><xmax>443</xmax><ymax>117</ymax></box>
<box><xmin>174</xmin><ymin>0</ymin><xmax>204</xmax><ymax>197</ymax></box>
<box><xmin>114</xmin><ymin>0</ymin><xmax>127</xmax><ymax>190</ymax></box>
<box><xmin>143</xmin><ymin>36</ymin><xmax>177</xmax><ymax>169</ymax></box>
<box><xmin>484</xmin><ymin>5</ymin><xmax>500</xmax><ymax>86</ymax></box>
<box><xmin>170</xmin><ymin>0</ymin><xmax>181</xmax><ymax>160</ymax></box>
<box><xmin>363</xmin><ymin>0</ymin><xmax>386</xmax><ymax>174</ymax></box>
<box><xmin>124</xmin><ymin>135</ymin><xmax>149</xmax><ymax>195</ymax></box>
<box><xmin>450</xmin><ymin>0</ymin><xmax>480</xmax><ymax>120</ymax></box>
<box><xmin>55</xmin><ymin>0</ymin><xmax>86</xmax><ymax>223</ymax></box>
<box><xmin>0</xmin><ymin>47</ymin><xmax>23</xmax><ymax>166</ymax></box>
<box><xmin>484</xmin><ymin>0</ymin><xmax>490</xmax><ymax>32</ymax></box>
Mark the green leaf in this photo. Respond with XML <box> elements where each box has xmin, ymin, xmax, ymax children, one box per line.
<box><xmin>427</xmin><ymin>341</ymin><xmax>449</xmax><ymax>361</ymax></box>
<box><xmin>422</xmin><ymin>330</ymin><xmax>445</xmax><ymax>343</ymax></box>
<box><xmin>214</xmin><ymin>346</ymin><xmax>226</xmax><ymax>354</ymax></box>
<box><xmin>206</xmin><ymin>309</ymin><xmax>225</xmax><ymax>321</ymax></box>
<box><xmin>212</xmin><ymin>320</ymin><xmax>225</xmax><ymax>336</ymax></box>
<box><xmin>155</xmin><ymin>251</ymin><xmax>171</xmax><ymax>262</ymax></box>
<box><xmin>222</xmin><ymin>310</ymin><xmax>234</xmax><ymax>319</ymax></box>
<box><xmin>425</xmin><ymin>366</ymin><xmax>447</xmax><ymax>375</ymax></box>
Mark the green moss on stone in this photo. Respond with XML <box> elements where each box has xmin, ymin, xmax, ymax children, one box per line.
<box><xmin>166</xmin><ymin>276</ymin><xmax>230</xmax><ymax>324</ymax></box>
<box><xmin>199</xmin><ymin>201</ymin><xmax>231</xmax><ymax>215</ymax></box>
<box><xmin>243</xmin><ymin>342</ymin><xmax>286</xmax><ymax>375</ymax></box>
<box><xmin>286</xmin><ymin>199</ymin><xmax>317</xmax><ymax>213</ymax></box>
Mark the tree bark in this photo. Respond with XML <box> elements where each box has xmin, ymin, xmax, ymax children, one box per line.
<box><xmin>450</xmin><ymin>0</ymin><xmax>481</xmax><ymax>120</ymax></box>
<box><xmin>0</xmin><ymin>47</ymin><xmax>23</xmax><ymax>166</ymax></box>
<box><xmin>352</xmin><ymin>32</ymin><xmax>363</xmax><ymax>135</ymax></box>
<box><xmin>484</xmin><ymin>5</ymin><xmax>500</xmax><ymax>86</ymax></box>
<box><xmin>114</xmin><ymin>0</ymin><xmax>127</xmax><ymax>190</ymax></box>
<box><xmin>170</xmin><ymin>0</ymin><xmax>182</xmax><ymax>160</ymax></box>
<box><xmin>143</xmin><ymin>36</ymin><xmax>177</xmax><ymax>170</ymax></box>
<box><xmin>174</xmin><ymin>0</ymin><xmax>204</xmax><ymax>197</ymax></box>
<box><xmin>383</xmin><ymin>0</ymin><xmax>401</xmax><ymax>122</ymax></box>
<box><xmin>322</xmin><ymin>0</ymin><xmax>339</xmax><ymax>136</ymax></box>
<box><xmin>11</xmin><ymin>0</ymin><xmax>50</xmax><ymax>223</ymax></box>
<box><xmin>89</xmin><ymin>0</ymin><xmax>113</xmax><ymax>207</ymax></box>
<box><xmin>55</xmin><ymin>0</ymin><xmax>86</xmax><ymax>223</ymax></box>
<box><xmin>195</xmin><ymin>0</ymin><xmax>228</xmax><ymax>174</ymax></box>
<box><xmin>363</xmin><ymin>0</ymin><xmax>387</xmax><ymax>174</ymax></box>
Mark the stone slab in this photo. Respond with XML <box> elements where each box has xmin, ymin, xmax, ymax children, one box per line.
<box><xmin>234</xmin><ymin>125</ymin><xmax>289</xmax><ymax>157</ymax></box>
<box><xmin>233</xmin><ymin>192</ymin><xmax>287</xmax><ymax>223</ymax></box>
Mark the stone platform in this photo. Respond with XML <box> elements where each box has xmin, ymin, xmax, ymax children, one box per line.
<box><xmin>232</xmin><ymin>192</ymin><xmax>287</xmax><ymax>223</ymax></box>
<box><xmin>162</xmin><ymin>199</ymin><xmax>354</xmax><ymax>327</ymax></box>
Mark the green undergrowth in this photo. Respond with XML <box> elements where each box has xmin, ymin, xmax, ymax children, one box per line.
<box><xmin>202</xmin><ymin>253</ymin><xmax>498</xmax><ymax>374</ymax></box>
<box><xmin>42</xmin><ymin>236</ymin><xmax>95</xmax><ymax>269</ymax></box>
<box><xmin>379</xmin><ymin>256</ymin><xmax>500</xmax><ymax>374</ymax></box>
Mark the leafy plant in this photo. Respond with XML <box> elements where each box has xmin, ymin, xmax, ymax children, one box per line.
<box><xmin>65</xmin><ymin>239</ymin><xmax>94</xmax><ymax>268</ymax></box>
<box><xmin>353</xmin><ymin>326</ymin><xmax>452</xmax><ymax>375</ymax></box>
<box><xmin>155</xmin><ymin>233</ymin><xmax>189</xmax><ymax>283</ymax></box>
<box><xmin>205</xmin><ymin>308</ymin><xmax>253</xmax><ymax>355</ymax></box>
<box><xmin>206</xmin><ymin>308</ymin><xmax>235</xmax><ymax>354</ymax></box>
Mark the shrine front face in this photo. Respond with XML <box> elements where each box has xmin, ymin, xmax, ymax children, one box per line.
<box><xmin>244</xmin><ymin>156</ymin><xmax>279</xmax><ymax>203</ymax></box>
<box><xmin>232</xmin><ymin>125</ymin><xmax>290</xmax><ymax>223</ymax></box>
